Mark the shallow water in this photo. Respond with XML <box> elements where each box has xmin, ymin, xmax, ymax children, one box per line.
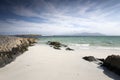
<box><xmin>38</xmin><ymin>36</ymin><xmax>120</xmax><ymax>50</ymax></box>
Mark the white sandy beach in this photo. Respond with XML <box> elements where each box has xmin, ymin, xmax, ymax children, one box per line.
<box><xmin>0</xmin><ymin>44</ymin><xmax>120</xmax><ymax>80</ymax></box>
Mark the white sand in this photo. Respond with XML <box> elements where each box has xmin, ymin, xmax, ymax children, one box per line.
<box><xmin>0</xmin><ymin>44</ymin><xmax>120</xmax><ymax>80</ymax></box>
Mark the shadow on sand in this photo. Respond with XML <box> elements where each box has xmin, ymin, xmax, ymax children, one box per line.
<box><xmin>98</xmin><ymin>66</ymin><xmax>120</xmax><ymax>80</ymax></box>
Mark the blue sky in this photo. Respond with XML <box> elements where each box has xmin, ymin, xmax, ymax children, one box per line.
<box><xmin>0</xmin><ymin>0</ymin><xmax>120</xmax><ymax>35</ymax></box>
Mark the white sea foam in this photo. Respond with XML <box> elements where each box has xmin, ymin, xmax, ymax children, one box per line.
<box><xmin>70</xmin><ymin>43</ymin><xmax>90</xmax><ymax>47</ymax></box>
<box><xmin>69</xmin><ymin>43</ymin><xmax>120</xmax><ymax>50</ymax></box>
<box><xmin>69</xmin><ymin>43</ymin><xmax>91</xmax><ymax>49</ymax></box>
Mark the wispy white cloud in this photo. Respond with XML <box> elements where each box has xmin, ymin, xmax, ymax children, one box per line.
<box><xmin>1</xmin><ymin>0</ymin><xmax>120</xmax><ymax>35</ymax></box>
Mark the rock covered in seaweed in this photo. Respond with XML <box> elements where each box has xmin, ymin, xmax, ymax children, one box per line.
<box><xmin>47</xmin><ymin>41</ymin><xmax>62</xmax><ymax>47</ymax></box>
<box><xmin>47</xmin><ymin>41</ymin><xmax>74</xmax><ymax>51</ymax></box>
<box><xmin>47</xmin><ymin>41</ymin><xmax>62</xmax><ymax>50</ymax></box>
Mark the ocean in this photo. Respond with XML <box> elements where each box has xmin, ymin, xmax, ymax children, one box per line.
<box><xmin>38</xmin><ymin>36</ymin><xmax>120</xmax><ymax>49</ymax></box>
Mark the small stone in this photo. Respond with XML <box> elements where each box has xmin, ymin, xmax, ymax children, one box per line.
<box><xmin>66</xmin><ymin>47</ymin><xmax>74</xmax><ymax>51</ymax></box>
<box><xmin>83</xmin><ymin>56</ymin><xmax>97</xmax><ymax>62</ymax></box>
<box><xmin>53</xmin><ymin>46</ymin><xmax>61</xmax><ymax>50</ymax></box>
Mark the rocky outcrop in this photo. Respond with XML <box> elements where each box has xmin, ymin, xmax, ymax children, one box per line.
<box><xmin>15</xmin><ymin>34</ymin><xmax>41</xmax><ymax>38</ymax></box>
<box><xmin>0</xmin><ymin>35</ymin><xmax>37</xmax><ymax>67</ymax></box>
<box><xmin>102</xmin><ymin>55</ymin><xmax>120</xmax><ymax>75</ymax></box>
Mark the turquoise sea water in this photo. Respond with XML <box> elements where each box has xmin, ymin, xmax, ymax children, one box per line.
<box><xmin>38</xmin><ymin>36</ymin><xmax>120</xmax><ymax>48</ymax></box>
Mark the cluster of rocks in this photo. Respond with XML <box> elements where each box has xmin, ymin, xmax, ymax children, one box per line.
<box><xmin>83</xmin><ymin>55</ymin><xmax>120</xmax><ymax>76</ymax></box>
<box><xmin>47</xmin><ymin>41</ymin><xmax>74</xmax><ymax>51</ymax></box>
<box><xmin>0</xmin><ymin>35</ymin><xmax>37</xmax><ymax>67</ymax></box>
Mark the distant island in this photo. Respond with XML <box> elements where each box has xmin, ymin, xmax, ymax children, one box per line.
<box><xmin>73</xmin><ymin>32</ymin><xmax>105</xmax><ymax>36</ymax></box>
<box><xmin>52</xmin><ymin>32</ymin><xmax>105</xmax><ymax>36</ymax></box>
